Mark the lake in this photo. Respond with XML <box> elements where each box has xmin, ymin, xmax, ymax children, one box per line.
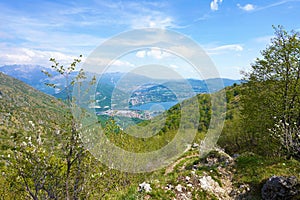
<box><xmin>130</xmin><ymin>101</ymin><xmax>178</xmax><ymax>111</ymax></box>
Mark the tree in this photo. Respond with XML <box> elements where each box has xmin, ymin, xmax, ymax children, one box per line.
<box><xmin>43</xmin><ymin>55</ymin><xmax>91</xmax><ymax>199</ymax></box>
<box><xmin>4</xmin><ymin>55</ymin><xmax>94</xmax><ymax>199</ymax></box>
<box><xmin>241</xmin><ymin>26</ymin><xmax>300</xmax><ymax>158</ymax></box>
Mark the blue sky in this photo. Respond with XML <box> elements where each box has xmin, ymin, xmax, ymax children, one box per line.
<box><xmin>1</xmin><ymin>0</ymin><xmax>300</xmax><ymax>79</ymax></box>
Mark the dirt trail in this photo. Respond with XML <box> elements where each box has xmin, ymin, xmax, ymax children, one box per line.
<box><xmin>164</xmin><ymin>154</ymin><xmax>199</xmax><ymax>175</ymax></box>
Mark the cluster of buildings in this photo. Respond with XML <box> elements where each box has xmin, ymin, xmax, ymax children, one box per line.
<box><xmin>97</xmin><ymin>109</ymin><xmax>152</xmax><ymax>120</ymax></box>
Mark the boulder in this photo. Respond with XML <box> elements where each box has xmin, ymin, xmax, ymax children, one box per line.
<box><xmin>261</xmin><ymin>176</ymin><xmax>299</xmax><ymax>200</ymax></box>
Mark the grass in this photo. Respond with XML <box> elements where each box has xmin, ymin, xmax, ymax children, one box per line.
<box><xmin>233</xmin><ymin>152</ymin><xmax>300</xmax><ymax>198</ymax></box>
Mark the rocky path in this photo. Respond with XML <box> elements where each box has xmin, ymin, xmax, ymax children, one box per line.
<box><xmin>164</xmin><ymin>153</ymin><xmax>199</xmax><ymax>175</ymax></box>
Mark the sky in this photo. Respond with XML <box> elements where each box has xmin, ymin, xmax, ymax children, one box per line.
<box><xmin>1</xmin><ymin>0</ymin><xmax>300</xmax><ymax>79</ymax></box>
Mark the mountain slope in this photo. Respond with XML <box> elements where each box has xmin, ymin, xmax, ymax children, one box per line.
<box><xmin>0</xmin><ymin>72</ymin><xmax>68</xmax><ymax>149</ymax></box>
<box><xmin>0</xmin><ymin>73</ymin><xmax>299</xmax><ymax>199</ymax></box>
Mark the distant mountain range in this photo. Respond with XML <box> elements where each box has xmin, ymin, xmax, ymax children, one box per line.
<box><xmin>0</xmin><ymin>65</ymin><xmax>71</xmax><ymax>95</ymax></box>
<box><xmin>0</xmin><ymin>64</ymin><xmax>241</xmax><ymax>111</ymax></box>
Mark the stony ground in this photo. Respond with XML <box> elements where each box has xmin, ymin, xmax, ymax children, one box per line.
<box><xmin>138</xmin><ymin>146</ymin><xmax>253</xmax><ymax>200</ymax></box>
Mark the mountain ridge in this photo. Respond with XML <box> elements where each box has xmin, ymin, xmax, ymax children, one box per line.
<box><xmin>0</xmin><ymin>64</ymin><xmax>241</xmax><ymax>96</ymax></box>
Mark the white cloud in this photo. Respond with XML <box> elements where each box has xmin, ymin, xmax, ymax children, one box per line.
<box><xmin>206</xmin><ymin>44</ymin><xmax>243</xmax><ymax>55</ymax></box>
<box><xmin>89</xmin><ymin>1</ymin><xmax>176</xmax><ymax>29</ymax></box>
<box><xmin>136</xmin><ymin>50</ymin><xmax>146</xmax><ymax>58</ymax></box>
<box><xmin>130</xmin><ymin>16</ymin><xmax>175</xmax><ymax>29</ymax></box>
<box><xmin>237</xmin><ymin>3</ymin><xmax>255</xmax><ymax>11</ymax></box>
<box><xmin>147</xmin><ymin>48</ymin><xmax>169</xmax><ymax>59</ymax></box>
<box><xmin>111</xmin><ymin>59</ymin><xmax>134</xmax><ymax>67</ymax></box>
<box><xmin>210</xmin><ymin>0</ymin><xmax>223</xmax><ymax>11</ymax></box>
<box><xmin>135</xmin><ymin>48</ymin><xmax>171</xmax><ymax>59</ymax></box>
<box><xmin>0</xmin><ymin>44</ymin><xmax>77</xmax><ymax>66</ymax></box>
<box><xmin>255</xmin><ymin>0</ymin><xmax>299</xmax><ymax>12</ymax></box>
<box><xmin>0</xmin><ymin>0</ymin><xmax>177</xmax><ymax>64</ymax></box>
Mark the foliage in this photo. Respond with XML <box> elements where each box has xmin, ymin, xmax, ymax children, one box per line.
<box><xmin>240</xmin><ymin>26</ymin><xmax>300</xmax><ymax>157</ymax></box>
<box><xmin>217</xmin><ymin>84</ymin><xmax>245</xmax><ymax>154</ymax></box>
<box><xmin>0</xmin><ymin>58</ymin><xmax>155</xmax><ymax>199</ymax></box>
<box><xmin>0</xmin><ymin>72</ymin><xmax>68</xmax><ymax>199</ymax></box>
<box><xmin>0</xmin><ymin>57</ymin><xmax>98</xmax><ymax>199</ymax></box>
<box><xmin>43</xmin><ymin>56</ymin><xmax>89</xmax><ymax>199</ymax></box>
<box><xmin>269</xmin><ymin>120</ymin><xmax>300</xmax><ymax>158</ymax></box>
<box><xmin>2</xmin><ymin>27</ymin><xmax>300</xmax><ymax>198</ymax></box>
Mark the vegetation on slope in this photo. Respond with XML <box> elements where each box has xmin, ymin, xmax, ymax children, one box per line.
<box><xmin>0</xmin><ymin>25</ymin><xmax>299</xmax><ymax>199</ymax></box>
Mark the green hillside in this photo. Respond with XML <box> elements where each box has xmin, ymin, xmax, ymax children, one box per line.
<box><xmin>0</xmin><ymin>73</ymin><xmax>70</xmax><ymax>198</ymax></box>
<box><xmin>0</xmin><ymin>72</ymin><xmax>68</xmax><ymax>148</ymax></box>
<box><xmin>96</xmin><ymin>83</ymin><xmax>299</xmax><ymax>199</ymax></box>
<box><xmin>0</xmin><ymin>71</ymin><xmax>299</xmax><ymax>199</ymax></box>
<box><xmin>0</xmin><ymin>73</ymin><xmax>153</xmax><ymax>199</ymax></box>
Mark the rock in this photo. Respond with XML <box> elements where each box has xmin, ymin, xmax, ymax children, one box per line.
<box><xmin>139</xmin><ymin>182</ymin><xmax>152</xmax><ymax>193</ymax></box>
<box><xmin>199</xmin><ymin>175</ymin><xmax>225</xmax><ymax>194</ymax></box>
<box><xmin>232</xmin><ymin>153</ymin><xmax>240</xmax><ymax>159</ymax></box>
<box><xmin>203</xmin><ymin>149</ymin><xmax>234</xmax><ymax>167</ymax></box>
<box><xmin>199</xmin><ymin>175</ymin><xmax>214</xmax><ymax>190</ymax></box>
<box><xmin>239</xmin><ymin>184</ymin><xmax>250</xmax><ymax>192</ymax></box>
<box><xmin>185</xmin><ymin>176</ymin><xmax>190</xmax><ymax>182</ymax></box>
<box><xmin>175</xmin><ymin>184</ymin><xmax>183</xmax><ymax>192</ymax></box>
<box><xmin>230</xmin><ymin>183</ymin><xmax>250</xmax><ymax>198</ymax></box>
<box><xmin>177</xmin><ymin>193</ymin><xmax>190</xmax><ymax>200</ymax></box>
<box><xmin>165</xmin><ymin>184</ymin><xmax>174</xmax><ymax>190</ymax></box>
<box><xmin>192</xmin><ymin>143</ymin><xmax>199</xmax><ymax>148</ymax></box>
<box><xmin>261</xmin><ymin>176</ymin><xmax>299</xmax><ymax>200</ymax></box>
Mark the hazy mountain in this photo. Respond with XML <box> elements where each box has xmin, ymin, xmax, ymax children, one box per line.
<box><xmin>0</xmin><ymin>65</ymin><xmax>77</xmax><ymax>95</ymax></box>
<box><xmin>0</xmin><ymin>65</ymin><xmax>240</xmax><ymax>95</ymax></box>
<box><xmin>0</xmin><ymin>65</ymin><xmax>241</xmax><ymax>112</ymax></box>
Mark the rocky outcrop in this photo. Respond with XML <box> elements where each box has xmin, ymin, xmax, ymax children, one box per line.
<box><xmin>169</xmin><ymin>148</ymin><xmax>235</xmax><ymax>199</ymax></box>
<box><xmin>199</xmin><ymin>175</ymin><xmax>226</xmax><ymax>196</ymax></box>
<box><xmin>261</xmin><ymin>176</ymin><xmax>300</xmax><ymax>200</ymax></box>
